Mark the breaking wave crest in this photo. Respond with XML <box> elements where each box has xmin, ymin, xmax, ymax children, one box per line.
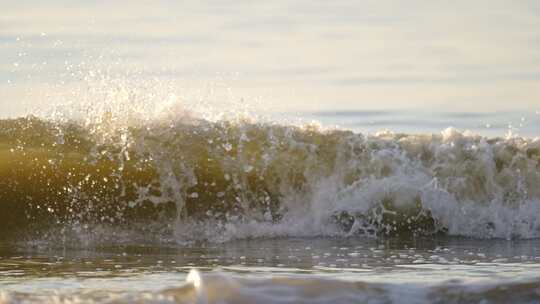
<box><xmin>1</xmin><ymin>113</ymin><xmax>540</xmax><ymax>243</ymax></box>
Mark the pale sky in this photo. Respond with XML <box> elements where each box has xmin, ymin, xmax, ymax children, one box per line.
<box><xmin>1</xmin><ymin>0</ymin><xmax>540</xmax><ymax>117</ymax></box>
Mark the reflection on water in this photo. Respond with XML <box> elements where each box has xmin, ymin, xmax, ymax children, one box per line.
<box><xmin>2</xmin><ymin>1</ymin><xmax>540</xmax><ymax>120</ymax></box>
<box><xmin>1</xmin><ymin>238</ymin><xmax>540</xmax><ymax>303</ymax></box>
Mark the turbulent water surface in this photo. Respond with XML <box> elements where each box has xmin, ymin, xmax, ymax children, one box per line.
<box><xmin>0</xmin><ymin>113</ymin><xmax>539</xmax><ymax>303</ymax></box>
<box><xmin>3</xmin><ymin>0</ymin><xmax>540</xmax><ymax>302</ymax></box>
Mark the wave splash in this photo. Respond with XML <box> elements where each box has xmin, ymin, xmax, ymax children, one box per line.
<box><xmin>1</xmin><ymin>113</ymin><xmax>539</xmax><ymax>242</ymax></box>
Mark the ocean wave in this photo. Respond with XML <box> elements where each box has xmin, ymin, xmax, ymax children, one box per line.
<box><xmin>1</xmin><ymin>115</ymin><xmax>539</xmax><ymax>242</ymax></box>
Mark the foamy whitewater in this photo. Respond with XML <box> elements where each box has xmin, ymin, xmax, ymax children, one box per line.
<box><xmin>3</xmin><ymin>0</ymin><xmax>540</xmax><ymax>301</ymax></box>
<box><xmin>1</xmin><ymin>88</ymin><xmax>540</xmax><ymax>303</ymax></box>
<box><xmin>1</xmin><ymin>111</ymin><xmax>539</xmax><ymax>243</ymax></box>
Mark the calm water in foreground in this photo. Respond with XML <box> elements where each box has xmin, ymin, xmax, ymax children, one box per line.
<box><xmin>1</xmin><ymin>237</ymin><xmax>540</xmax><ymax>303</ymax></box>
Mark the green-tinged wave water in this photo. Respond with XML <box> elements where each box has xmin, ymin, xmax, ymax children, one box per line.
<box><xmin>1</xmin><ymin>116</ymin><xmax>540</xmax><ymax>243</ymax></box>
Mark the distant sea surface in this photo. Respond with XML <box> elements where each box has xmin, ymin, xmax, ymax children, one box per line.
<box><xmin>297</xmin><ymin>110</ymin><xmax>540</xmax><ymax>138</ymax></box>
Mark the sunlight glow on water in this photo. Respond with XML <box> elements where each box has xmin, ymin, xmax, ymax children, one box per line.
<box><xmin>2</xmin><ymin>1</ymin><xmax>540</xmax><ymax>303</ymax></box>
<box><xmin>1</xmin><ymin>238</ymin><xmax>540</xmax><ymax>303</ymax></box>
<box><xmin>187</xmin><ymin>269</ymin><xmax>202</xmax><ymax>289</ymax></box>
<box><xmin>2</xmin><ymin>1</ymin><xmax>540</xmax><ymax>119</ymax></box>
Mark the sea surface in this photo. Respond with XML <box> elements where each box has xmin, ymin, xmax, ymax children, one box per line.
<box><xmin>1</xmin><ymin>238</ymin><xmax>540</xmax><ymax>304</ymax></box>
<box><xmin>2</xmin><ymin>1</ymin><xmax>540</xmax><ymax>303</ymax></box>
<box><xmin>0</xmin><ymin>111</ymin><xmax>539</xmax><ymax>303</ymax></box>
